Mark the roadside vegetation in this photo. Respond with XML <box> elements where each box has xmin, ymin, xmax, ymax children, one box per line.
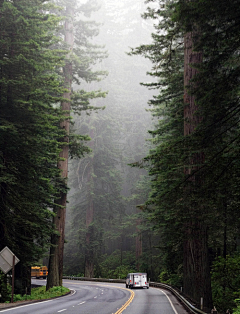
<box><xmin>233</xmin><ymin>302</ymin><xmax>240</xmax><ymax>314</ymax></box>
<box><xmin>4</xmin><ymin>286</ymin><xmax>70</xmax><ymax>304</ymax></box>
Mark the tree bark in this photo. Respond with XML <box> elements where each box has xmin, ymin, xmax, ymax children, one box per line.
<box><xmin>183</xmin><ymin>30</ymin><xmax>213</xmax><ymax>310</ymax></box>
<box><xmin>136</xmin><ymin>217</ymin><xmax>142</xmax><ymax>271</ymax></box>
<box><xmin>47</xmin><ymin>5</ymin><xmax>74</xmax><ymax>289</ymax></box>
<box><xmin>184</xmin><ymin>31</ymin><xmax>202</xmax><ymax>137</ymax></box>
<box><xmin>84</xmin><ymin>127</ymin><xmax>95</xmax><ymax>278</ymax></box>
<box><xmin>85</xmin><ymin>196</ymin><xmax>94</xmax><ymax>278</ymax></box>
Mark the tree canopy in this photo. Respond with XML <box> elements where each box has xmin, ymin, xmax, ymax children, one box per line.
<box><xmin>0</xmin><ymin>0</ymin><xmax>67</xmax><ymax>297</ymax></box>
<box><xmin>130</xmin><ymin>0</ymin><xmax>240</xmax><ymax>310</ymax></box>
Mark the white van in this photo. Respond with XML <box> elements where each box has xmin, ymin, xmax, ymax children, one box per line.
<box><xmin>126</xmin><ymin>273</ymin><xmax>149</xmax><ymax>289</ymax></box>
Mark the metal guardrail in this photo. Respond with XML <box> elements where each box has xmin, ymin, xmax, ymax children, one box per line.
<box><xmin>63</xmin><ymin>276</ymin><xmax>125</xmax><ymax>283</ymax></box>
<box><xmin>63</xmin><ymin>276</ymin><xmax>208</xmax><ymax>314</ymax></box>
<box><xmin>149</xmin><ymin>281</ymin><xmax>208</xmax><ymax>314</ymax></box>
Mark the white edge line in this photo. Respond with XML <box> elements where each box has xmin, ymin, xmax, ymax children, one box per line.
<box><xmin>0</xmin><ymin>299</ymin><xmax>54</xmax><ymax>313</ymax></box>
<box><xmin>70</xmin><ymin>289</ymin><xmax>77</xmax><ymax>296</ymax></box>
<box><xmin>0</xmin><ymin>289</ymin><xmax>76</xmax><ymax>313</ymax></box>
<box><xmin>160</xmin><ymin>289</ymin><xmax>179</xmax><ymax>314</ymax></box>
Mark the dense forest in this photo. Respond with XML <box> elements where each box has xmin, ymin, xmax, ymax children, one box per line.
<box><xmin>1</xmin><ymin>0</ymin><xmax>240</xmax><ymax>313</ymax></box>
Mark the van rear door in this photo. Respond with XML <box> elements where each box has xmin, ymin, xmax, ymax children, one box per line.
<box><xmin>133</xmin><ymin>274</ymin><xmax>140</xmax><ymax>287</ymax></box>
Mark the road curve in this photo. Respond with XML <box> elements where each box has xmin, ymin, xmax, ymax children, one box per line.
<box><xmin>0</xmin><ymin>279</ymin><xmax>189</xmax><ymax>314</ymax></box>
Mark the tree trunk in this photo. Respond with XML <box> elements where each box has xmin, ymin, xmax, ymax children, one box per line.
<box><xmin>183</xmin><ymin>220</ymin><xmax>212</xmax><ymax>309</ymax></box>
<box><xmin>184</xmin><ymin>31</ymin><xmax>202</xmax><ymax>136</ymax></box>
<box><xmin>136</xmin><ymin>217</ymin><xmax>142</xmax><ymax>271</ymax></box>
<box><xmin>85</xmin><ymin>126</ymin><xmax>95</xmax><ymax>278</ymax></box>
<box><xmin>14</xmin><ymin>263</ymin><xmax>31</xmax><ymax>296</ymax></box>
<box><xmin>85</xmin><ymin>185</ymin><xmax>94</xmax><ymax>278</ymax></box>
<box><xmin>183</xmin><ymin>30</ymin><xmax>213</xmax><ymax>310</ymax></box>
<box><xmin>47</xmin><ymin>6</ymin><xmax>74</xmax><ymax>289</ymax></box>
<box><xmin>85</xmin><ymin>204</ymin><xmax>94</xmax><ymax>278</ymax></box>
<box><xmin>223</xmin><ymin>195</ymin><xmax>227</xmax><ymax>259</ymax></box>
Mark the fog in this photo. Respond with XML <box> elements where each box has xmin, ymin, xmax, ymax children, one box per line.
<box><xmin>63</xmin><ymin>0</ymin><xmax>159</xmax><ymax>280</ymax></box>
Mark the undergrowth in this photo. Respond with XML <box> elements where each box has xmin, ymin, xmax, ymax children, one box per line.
<box><xmin>5</xmin><ymin>286</ymin><xmax>70</xmax><ymax>303</ymax></box>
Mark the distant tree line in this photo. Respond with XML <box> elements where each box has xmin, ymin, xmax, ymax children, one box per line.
<box><xmin>63</xmin><ymin>0</ymin><xmax>158</xmax><ymax>283</ymax></box>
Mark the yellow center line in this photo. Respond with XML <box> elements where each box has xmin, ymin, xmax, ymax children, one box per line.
<box><xmin>114</xmin><ymin>288</ymin><xmax>135</xmax><ymax>314</ymax></box>
<box><xmin>63</xmin><ymin>281</ymin><xmax>135</xmax><ymax>314</ymax></box>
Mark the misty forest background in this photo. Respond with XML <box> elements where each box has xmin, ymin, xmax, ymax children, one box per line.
<box><xmin>63</xmin><ymin>0</ymin><xmax>155</xmax><ymax>280</ymax></box>
<box><xmin>1</xmin><ymin>0</ymin><xmax>240</xmax><ymax>313</ymax></box>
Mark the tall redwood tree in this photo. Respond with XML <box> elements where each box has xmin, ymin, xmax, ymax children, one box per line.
<box><xmin>183</xmin><ymin>29</ymin><xmax>212</xmax><ymax>309</ymax></box>
<box><xmin>47</xmin><ymin>5</ymin><xmax>74</xmax><ymax>289</ymax></box>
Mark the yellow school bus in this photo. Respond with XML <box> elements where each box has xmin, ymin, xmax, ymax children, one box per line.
<box><xmin>31</xmin><ymin>266</ymin><xmax>48</xmax><ymax>279</ymax></box>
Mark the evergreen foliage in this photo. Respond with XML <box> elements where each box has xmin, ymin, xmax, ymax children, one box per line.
<box><xmin>0</xmin><ymin>0</ymin><xmax>68</xmax><ymax>297</ymax></box>
<box><xmin>211</xmin><ymin>255</ymin><xmax>240</xmax><ymax>312</ymax></box>
<box><xmin>3</xmin><ymin>0</ymin><xmax>240</xmax><ymax>311</ymax></box>
<box><xmin>46</xmin><ymin>0</ymin><xmax>108</xmax><ymax>289</ymax></box>
<box><xmin>53</xmin><ymin>0</ymin><xmax>108</xmax><ymax>110</ymax></box>
<box><xmin>130</xmin><ymin>0</ymin><xmax>240</xmax><ymax>310</ymax></box>
<box><xmin>64</xmin><ymin>110</ymin><xmax>126</xmax><ymax>277</ymax></box>
<box><xmin>129</xmin><ymin>0</ymin><xmax>186</xmax><ymax>284</ymax></box>
<box><xmin>63</xmin><ymin>0</ymin><xmax>157</xmax><ymax>279</ymax></box>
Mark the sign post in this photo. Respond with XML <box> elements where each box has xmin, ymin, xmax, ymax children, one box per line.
<box><xmin>11</xmin><ymin>255</ymin><xmax>15</xmax><ymax>303</ymax></box>
<box><xmin>0</xmin><ymin>247</ymin><xmax>20</xmax><ymax>303</ymax></box>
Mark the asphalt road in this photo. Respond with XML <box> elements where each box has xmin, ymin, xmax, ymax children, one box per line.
<box><xmin>0</xmin><ymin>279</ymin><xmax>189</xmax><ymax>314</ymax></box>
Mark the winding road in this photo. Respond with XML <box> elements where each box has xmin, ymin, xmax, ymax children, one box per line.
<box><xmin>0</xmin><ymin>279</ymin><xmax>189</xmax><ymax>314</ymax></box>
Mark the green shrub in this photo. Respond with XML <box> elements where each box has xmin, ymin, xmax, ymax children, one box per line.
<box><xmin>4</xmin><ymin>286</ymin><xmax>70</xmax><ymax>303</ymax></box>
<box><xmin>233</xmin><ymin>306</ymin><xmax>240</xmax><ymax>314</ymax></box>
<box><xmin>113</xmin><ymin>265</ymin><xmax>134</xmax><ymax>279</ymax></box>
<box><xmin>99</xmin><ymin>250</ymin><xmax>135</xmax><ymax>278</ymax></box>
<box><xmin>159</xmin><ymin>271</ymin><xmax>169</xmax><ymax>282</ymax></box>
<box><xmin>158</xmin><ymin>270</ymin><xmax>182</xmax><ymax>288</ymax></box>
<box><xmin>0</xmin><ymin>272</ymin><xmax>11</xmax><ymax>303</ymax></box>
<box><xmin>13</xmin><ymin>294</ymin><xmax>23</xmax><ymax>302</ymax></box>
<box><xmin>211</xmin><ymin>255</ymin><xmax>240</xmax><ymax>313</ymax></box>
